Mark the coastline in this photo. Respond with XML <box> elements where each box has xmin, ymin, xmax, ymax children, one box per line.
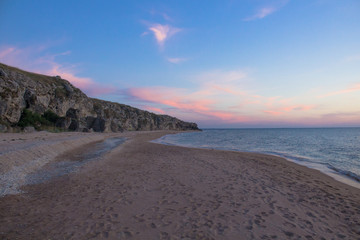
<box><xmin>153</xmin><ymin>140</ymin><xmax>360</xmax><ymax>190</ymax></box>
<box><xmin>153</xmin><ymin>129</ymin><xmax>360</xmax><ymax>190</ymax></box>
<box><xmin>1</xmin><ymin>131</ymin><xmax>360</xmax><ymax>239</ymax></box>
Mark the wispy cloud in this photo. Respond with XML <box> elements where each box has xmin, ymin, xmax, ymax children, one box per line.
<box><xmin>244</xmin><ymin>7</ymin><xmax>277</xmax><ymax>21</ymax></box>
<box><xmin>244</xmin><ymin>1</ymin><xmax>288</xmax><ymax>21</ymax></box>
<box><xmin>147</xmin><ymin>23</ymin><xmax>181</xmax><ymax>47</ymax></box>
<box><xmin>318</xmin><ymin>83</ymin><xmax>360</xmax><ymax>98</ymax></box>
<box><xmin>127</xmin><ymin>86</ymin><xmax>250</xmax><ymax>123</ymax></box>
<box><xmin>196</xmin><ymin>69</ymin><xmax>247</xmax><ymax>84</ymax></box>
<box><xmin>0</xmin><ymin>45</ymin><xmax>113</xmax><ymax>96</ymax></box>
<box><xmin>148</xmin><ymin>9</ymin><xmax>173</xmax><ymax>22</ymax></box>
<box><xmin>143</xmin><ymin>106</ymin><xmax>165</xmax><ymax>114</ymax></box>
<box><xmin>122</xmin><ymin>69</ymin><xmax>319</xmax><ymax>125</ymax></box>
<box><xmin>0</xmin><ymin>47</ymin><xmax>17</xmax><ymax>59</ymax></box>
<box><xmin>167</xmin><ymin>57</ymin><xmax>187</xmax><ymax>64</ymax></box>
<box><xmin>264</xmin><ymin>105</ymin><xmax>315</xmax><ymax>116</ymax></box>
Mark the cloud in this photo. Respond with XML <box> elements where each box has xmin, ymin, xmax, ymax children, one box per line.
<box><xmin>143</xmin><ymin>106</ymin><xmax>166</xmax><ymax>114</ymax></box>
<box><xmin>318</xmin><ymin>83</ymin><xmax>360</xmax><ymax>98</ymax></box>
<box><xmin>126</xmin><ymin>86</ymin><xmax>250</xmax><ymax>123</ymax></box>
<box><xmin>0</xmin><ymin>46</ymin><xmax>30</xmax><ymax>66</ymax></box>
<box><xmin>167</xmin><ymin>57</ymin><xmax>187</xmax><ymax>64</ymax></box>
<box><xmin>196</xmin><ymin>69</ymin><xmax>247</xmax><ymax>84</ymax></box>
<box><xmin>123</xmin><ymin>69</ymin><xmax>318</xmax><ymax>125</ymax></box>
<box><xmin>263</xmin><ymin>105</ymin><xmax>315</xmax><ymax>116</ymax></box>
<box><xmin>148</xmin><ymin>9</ymin><xmax>173</xmax><ymax>22</ymax></box>
<box><xmin>244</xmin><ymin>1</ymin><xmax>288</xmax><ymax>21</ymax></box>
<box><xmin>244</xmin><ymin>7</ymin><xmax>277</xmax><ymax>21</ymax></box>
<box><xmin>0</xmin><ymin>44</ymin><xmax>113</xmax><ymax>96</ymax></box>
<box><xmin>45</xmin><ymin>63</ymin><xmax>114</xmax><ymax>96</ymax></box>
<box><xmin>0</xmin><ymin>47</ymin><xmax>17</xmax><ymax>58</ymax></box>
<box><xmin>148</xmin><ymin>23</ymin><xmax>181</xmax><ymax>46</ymax></box>
<box><xmin>263</xmin><ymin>110</ymin><xmax>283</xmax><ymax>116</ymax></box>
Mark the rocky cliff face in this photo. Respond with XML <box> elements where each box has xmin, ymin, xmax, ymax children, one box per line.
<box><xmin>0</xmin><ymin>63</ymin><xmax>199</xmax><ymax>132</ymax></box>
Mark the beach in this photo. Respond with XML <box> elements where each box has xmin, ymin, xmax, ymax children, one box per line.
<box><xmin>0</xmin><ymin>131</ymin><xmax>359</xmax><ymax>239</ymax></box>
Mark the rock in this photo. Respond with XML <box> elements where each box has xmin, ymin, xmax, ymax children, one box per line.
<box><xmin>63</xmin><ymin>82</ymin><xmax>74</xmax><ymax>94</ymax></box>
<box><xmin>0</xmin><ymin>62</ymin><xmax>200</xmax><ymax>132</ymax></box>
<box><xmin>23</xmin><ymin>89</ymin><xmax>37</xmax><ymax>108</ymax></box>
<box><xmin>24</xmin><ymin>126</ymin><xmax>35</xmax><ymax>133</ymax></box>
<box><xmin>0</xmin><ymin>124</ymin><xmax>7</xmax><ymax>132</ymax></box>
<box><xmin>0</xmin><ymin>68</ymin><xmax>7</xmax><ymax>78</ymax></box>
<box><xmin>55</xmin><ymin>117</ymin><xmax>71</xmax><ymax>129</ymax></box>
<box><xmin>66</xmin><ymin>108</ymin><xmax>80</xmax><ymax>119</ymax></box>
<box><xmin>68</xmin><ymin>119</ymin><xmax>79</xmax><ymax>131</ymax></box>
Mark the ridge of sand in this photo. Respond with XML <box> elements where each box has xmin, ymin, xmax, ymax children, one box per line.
<box><xmin>0</xmin><ymin>131</ymin><xmax>360</xmax><ymax>239</ymax></box>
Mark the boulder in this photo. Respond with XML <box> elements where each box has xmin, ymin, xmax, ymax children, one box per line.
<box><xmin>24</xmin><ymin>126</ymin><xmax>35</xmax><ymax>133</ymax></box>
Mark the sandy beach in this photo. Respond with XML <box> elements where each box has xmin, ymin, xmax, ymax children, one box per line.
<box><xmin>0</xmin><ymin>131</ymin><xmax>359</xmax><ymax>239</ymax></box>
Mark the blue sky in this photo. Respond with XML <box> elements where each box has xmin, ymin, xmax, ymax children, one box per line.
<box><xmin>1</xmin><ymin>0</ymin><xmax>360</xmax><ymax>128</ymax></box>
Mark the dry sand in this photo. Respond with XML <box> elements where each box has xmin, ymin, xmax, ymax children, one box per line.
<box><xmin>0</xmin><ymin>131</ymin><xmax>359</xmax><ymax>239</ymax></box>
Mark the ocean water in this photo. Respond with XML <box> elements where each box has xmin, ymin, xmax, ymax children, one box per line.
<box><xmin>153</xmin><ymin>128</ymin><xmax>360</xmax><ymax>189</ymax></box>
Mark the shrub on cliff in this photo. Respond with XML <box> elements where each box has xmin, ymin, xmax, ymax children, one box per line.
<box><xmin>43</xmin><ymin>110</ymin><xmax>60</xmax><ymax>123</ymax></box>
<box><xmin>17</xmin><ymin>109</ymin><xmax>60</xmax><ymax>131</ymax></box>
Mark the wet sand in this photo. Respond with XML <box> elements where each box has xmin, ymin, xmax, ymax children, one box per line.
<box><xmin>0</xmin><ymin>131</ymin><xmax>360</xmax><ymax>239</ymax></box>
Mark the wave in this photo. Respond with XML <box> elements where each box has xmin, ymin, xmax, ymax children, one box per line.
<box><xmin>326</xmin><ymin>164</ymin><xmax>360</xmax><ymax>183</ymax></box>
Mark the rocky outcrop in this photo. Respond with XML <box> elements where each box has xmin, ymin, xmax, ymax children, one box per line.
<box><xmin>0</xmin><ymin>63</ymin><xmax>199</xmax><ymax>132</ymax></box>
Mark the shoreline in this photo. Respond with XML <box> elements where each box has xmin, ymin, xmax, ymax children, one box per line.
<box><xmin>154</xmin><ymin>140</ymin><xmax>360</xmax><ymax>190</ymax></box>
<box><xmin>1</xmin><ymin>131</ymin><xmax>360</xmax><ymax>239</ymax></box>
<box><xmin>153</xmin><ymin>131</ymin><xmax>360</xmax><ymax>190</ymax></box>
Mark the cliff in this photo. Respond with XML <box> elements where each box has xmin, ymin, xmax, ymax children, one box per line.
<box><xmin>0</xmin><ymin>63</ymin><xmax>199</xmax><ymax>132</ymax></box>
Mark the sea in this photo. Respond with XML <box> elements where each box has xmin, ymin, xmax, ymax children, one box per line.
<box><xmin>153</xmin><ymin>128</ymin><xmax>360</xmax><ymax>189</ymax></box>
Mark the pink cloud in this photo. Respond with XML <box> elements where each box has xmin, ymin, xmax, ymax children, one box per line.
<box><xmin>46</xmin><ymin>64</ymin><xmax>93</xmax><ymax>89</ymax></box>
<box><xmin>0</xmin><ymin>45</ymin><xmax>113</xmax><ymax>96</ymax></box>
<box><xmin>143</xmin><ymin>106</ymin><xmax>165</xmax><ymax>114</ymax></box>
<box><xmin>0</xmin><ymin>46</ymin><xmax>29</xmax><ymax>66</ymax></box>
<box><xmin>127</xmin><ymin>86</ymin><xmax>250</xmax><ymax>123</ymax></box>
<box><xmin>263</xmin><ymin>110</ymin><xmax>283</xmax><ymax>116</ymax></box>
<box><xmin>212</xmin><ymin>85</ymin><xmax>244</xmax><ymax>95</ymax></box>
<box><xmin>125</xmin><ymin>69</ymin><xmax>322</xmax><ymax>125</ymax></box>
<box><xmin>148</xmin><ymin>23</ymin><xmax>181</xmax><ymax>46</ymax></box>
<box><xmin>45</xmin><ymin>64</ymin><xmax>114</xmax><ymax>96</ymax></box>
<box><xmin>318</xmin><ymin>83</ymin><xmax>360</xmax><ymax>98</ymax></box>
<box><xmin>129</xmin><ymin>87</ymin><xmax>212</xmax><ymax>112</ymax></box>
<box><xmin>0</xmin><ymin>47</ymin><xmax>17</xmax><ymax>58</ymax></box>
<box><xmin>264</xmin><ymin>104</ymin><xmax>315</xmax><ymax>116</ymax></box>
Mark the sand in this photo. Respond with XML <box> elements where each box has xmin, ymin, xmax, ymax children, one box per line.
<box><xmin>0</xmin><ymin>131</ymin><xmax>359</xmax><ymax>239</ymax></box>
<box><xmin>0</xmin><ymin>131</ymin><xmax>121</xmax><ymax>196</ymax></box>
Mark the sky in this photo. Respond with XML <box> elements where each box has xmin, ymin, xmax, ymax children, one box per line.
<box><xmin>0</xmin><ymin>0</ymin><xmax>359</xmax><ymax>128</ymax></box>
